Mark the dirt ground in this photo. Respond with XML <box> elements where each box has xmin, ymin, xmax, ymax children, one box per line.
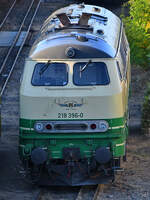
<box><xmin>100</xmin><ymin>135</ymin><xmax>150</xmax><ymax>200</ymax></box>
<box><xmin>0</xmin><ymin>1</ymin><xmax>150</xmax><ymax>200</ymax></box>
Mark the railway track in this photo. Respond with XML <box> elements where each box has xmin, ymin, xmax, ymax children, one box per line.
<box><xmin>35</xmin><ymin>184</ymin><xmax>105</xmax><ymax>200</ymax></box>
<box><xmin>0</xmin><ymin>0</ymin><xmax>41</xmax><ymax>96</ymax></box>
<box><xmin>76</xmin><ymin>185</ymin><xmax>104</xmax><ymax>200</ymax></box>
<box><xmin>0</xmin><ymin>0</ymin><xmax>76</xmax><ymax>137</ymax></box>
<box><xmin>1</xmin><ymin>0</ymin><xmax>108</xmax><ymax>199</ymax></box>
<box><xmin>0</xmin><ymin>0</ymin><xmax>17</xmax><ymax>30</ymax></box>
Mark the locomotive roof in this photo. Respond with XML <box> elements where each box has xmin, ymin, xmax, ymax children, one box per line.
<box><xmin>29</xmin><ymin>4</ymin><xmax>122</xmax><ymax>60</ymax></box>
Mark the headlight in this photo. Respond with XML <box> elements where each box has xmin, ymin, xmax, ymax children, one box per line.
<box><xmin>99</xmin><ymin>120</ymin><xmax>109</xmax><ymax>132</ymax></box>
<box><xmin>35</xmin><ymin>122</ymin><xmax>44</xmax><ymax>132</ymax></box>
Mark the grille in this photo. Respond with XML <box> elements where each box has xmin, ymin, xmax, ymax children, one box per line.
<box><xmin>54</xmin><ymin>124</ymin><xmax>87</xmax><ymax>130</ymax></box>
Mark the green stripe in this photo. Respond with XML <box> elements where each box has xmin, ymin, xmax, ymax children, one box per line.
<box><xmin>20</xmin><ymin>119</ymin><xmax>31</xmax><ymax>127</ymax></box>
<box><xmin>19</xmin><ymin>133</ymin><xmax>124</xmax><ymax>139</ymax></box>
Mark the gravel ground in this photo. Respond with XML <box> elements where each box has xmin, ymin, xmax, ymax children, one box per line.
<box><xmin>99</xmin><ymin>135</ymin><xmax>150</xmax><ymax>200</ymax></box>
<box><xmin>1</xmin><ymin>1</ymin><xmax>150</xmax><ymax>200</ymax></box>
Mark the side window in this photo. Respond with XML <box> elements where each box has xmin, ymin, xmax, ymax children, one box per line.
<box><xmin>120</xmin><ymin>30</ymin><xmax>128</xmax><ymax>80</ymax></box>
<box><xmin>116</xmin><ymin>61</ymin><xmax>123</xmax><ymax>81</ymax></box>
<box><xmin>123</xmin><ymin>29</ymin><xmax>129</xmax><ymax>49</ymax></box>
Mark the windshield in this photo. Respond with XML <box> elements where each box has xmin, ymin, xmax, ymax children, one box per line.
<box><xmin>31</xmin><ymin>62</ymin><xmax>68</xmax><ymax>86</ymax></box>
<box><xmin>73</xmin><ymin>62</ymin><xmax>110</xmax><ymax>86</ymax></box>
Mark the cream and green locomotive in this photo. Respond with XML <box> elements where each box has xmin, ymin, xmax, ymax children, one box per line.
<box><xmin>19</xmin><ymin>4</ymin><xmax>130</xmax><ymax>186</ymax></box>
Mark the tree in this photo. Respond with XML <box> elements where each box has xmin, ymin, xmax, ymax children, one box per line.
<box><xmin>122</xmin><ymin>0</ymin><xmax>150</xmax><ymax>68</ymax></box>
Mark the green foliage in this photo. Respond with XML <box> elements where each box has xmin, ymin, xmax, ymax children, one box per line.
<box><xmin>122</xmin><ymin>0</ymin><xmax>150</xmax><ymax>68</ymax></box>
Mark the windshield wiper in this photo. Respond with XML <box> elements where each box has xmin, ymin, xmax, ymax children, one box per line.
<box><xmin>80</xmin><ymin>60</ymin><xmax>91</xmax><ymax>78</ymax></box>
<box><xmin>39</xmin><ymin>60</ymin><xmax>51</xmax><ymax>75</ymax></box>
<box><xmin>80</xmin><ymin>60</ymin><xmax>92</xmax><ymax>72</ymax></box>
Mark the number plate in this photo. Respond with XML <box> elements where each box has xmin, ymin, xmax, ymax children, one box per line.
<box><xmin>58</xmin><ymin>112</ymin><xmax>84</xmax><ymax>119</ymax></box>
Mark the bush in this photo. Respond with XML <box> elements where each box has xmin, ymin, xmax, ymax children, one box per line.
<box><xmin>122</xmin><ymin>0</ymin><xmax>150</xmax><ymax>68</ymax></box>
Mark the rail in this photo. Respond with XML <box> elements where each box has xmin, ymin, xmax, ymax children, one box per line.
<box><xmin>76</xmin><ymin>184</ymin><xmax>104</xmax><ymax>200</ymax></box>
<box><xmin>0</xmin><ymin>0</ymin><xmax>17</xmax><ymax>30</ymax></box>
<box><xmin>35</xmin><ymin>184</ymin><xmax>105</xmax><ymax>200</ymax></box>
<box><xmin>0</xmin><ymin>0</ymin><xmax>41</xmax><ymax>96</ymax></box>
<box><xmin>34</xmin><ymin>189</ymin><xmax>44</xmax><ymax>200</ymax></box>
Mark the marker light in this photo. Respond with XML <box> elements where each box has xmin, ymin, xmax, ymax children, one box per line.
<box><xmin>90</xmin><ymin>123</ymin><xmax>97</xmax><ymax>129</ymax></box>
<box><xmin>35</xmin><ymin>122</ymin><xmax>44</xmax><ymax>132</ymax></box>
<box><xmin>46</xmin><ymin>124</ymin><xmax>52</xmax><ymax>130</ymax></box>
<box><xmin>99</xmin><ymin>121</ymin><xmax>109</xmax><ymax>132</ymax></box>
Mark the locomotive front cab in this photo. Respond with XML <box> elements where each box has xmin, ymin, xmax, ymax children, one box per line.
<box><xmin>19</xmin><ymin>58</ymin><xmax>130</xmax><ymax>185</ymax></box>
<box><xmin>19</xmin><ymin>4</ymin><xmax>130</xmax><ymax>186</ymax></box>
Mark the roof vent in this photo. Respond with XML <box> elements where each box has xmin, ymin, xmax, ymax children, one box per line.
<box><xmin>92</xmin><ymin>7</ymin><xmax>101</xmax><ymax>13</ymax></box>
<box><xmin>78</xmin><ymin>3</ymin><xmax>85</xmax><ymax>9</ymax></box>
<box><xmin>68</xmin><ymin>9</ymin><xmax>73</xmax><ymax>15</ymax></box>
<box><xmin>97</xmin><ymin>29</ymin><xmax>104</xmax><ymax>35</ymax></box>
<box><xmin>76</xmin><ymin>35</ymin><xmax>88</xmax><ymax>42</ymax></box>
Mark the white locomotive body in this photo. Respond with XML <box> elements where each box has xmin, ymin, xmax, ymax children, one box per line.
<box><xmin>19</xmin><ymin>4</ymin><xmax>130</xmax><ymax>186</ymax></box>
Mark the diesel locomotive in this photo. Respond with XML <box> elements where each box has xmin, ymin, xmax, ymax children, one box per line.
<box><xmin>19</xmin><ymin>3</ymin><xmax>130</xmax><ymax>186</ymax></box>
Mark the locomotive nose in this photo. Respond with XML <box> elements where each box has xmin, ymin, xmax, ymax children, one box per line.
<box><xmin>31</xmin><ymin>148</ymin><xmax>48</xmax><ymax>165</ymax></box>
<box><xmin>95</xmin><ymin>147</ymin><xmax>112</xmax><ymax>164</ymax></box>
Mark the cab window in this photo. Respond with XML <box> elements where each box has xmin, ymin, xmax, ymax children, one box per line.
<box><xmin>31</xmin><ymin>62</ymin><xmax>68</xmax><ymax>86</ymax></box>
<box><xmin>73</xmin><ymin>62</ymin><xmax>110</xmax><ymax>86</ymax></box>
